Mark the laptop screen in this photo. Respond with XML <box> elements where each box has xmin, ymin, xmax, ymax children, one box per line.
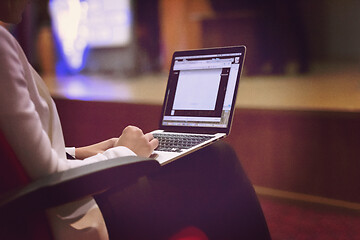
<box><xmin>160</xmin><ymin>46</ymin><xmax>246</xmax><ymax>134</ymax></box>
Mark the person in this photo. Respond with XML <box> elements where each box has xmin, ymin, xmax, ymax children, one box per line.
<box><xmin>0</xmin><ymin>1</ymin><xmax>271</xmax><ymax>239</ymax></box>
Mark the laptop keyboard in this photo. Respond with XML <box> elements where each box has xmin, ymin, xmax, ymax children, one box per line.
<box><xmin>153</xmin><ymin>133</ymin><xmax>213</xmax><ymax>152</ymax></box>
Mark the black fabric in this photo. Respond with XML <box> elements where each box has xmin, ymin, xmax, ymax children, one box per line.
<box><xmin>66</xmin><ymin>152</ymin><xmax>75</xmax><ymax>160</ymax></box>
<box><xmin>97</xmin><ymin>141</ymin><xmax>271</xmax><ymax>240</ymax></box>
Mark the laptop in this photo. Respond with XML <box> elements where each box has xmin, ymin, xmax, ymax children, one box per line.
<box><xmin>151</xmin><ymin>46</ymin><xmax>246</xmax><ymax>165</ymax></box>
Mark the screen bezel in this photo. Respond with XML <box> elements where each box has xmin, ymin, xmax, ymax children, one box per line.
<box><xmin>159</xmin><ymin>46</ymin><xmax>246</xmax><ymax>134</ymax></box>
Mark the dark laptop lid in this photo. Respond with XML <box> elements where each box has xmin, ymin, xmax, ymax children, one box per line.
<box><xmin>159</xmin><ymin>46</ymin><xmax>246</xmax><ymax>135</ymax></box>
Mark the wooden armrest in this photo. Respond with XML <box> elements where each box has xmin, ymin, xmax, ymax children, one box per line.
<box><xmin>0</xmin><ymin>156</ymin><xmax>160</xmax><ymax>217</ymax></box>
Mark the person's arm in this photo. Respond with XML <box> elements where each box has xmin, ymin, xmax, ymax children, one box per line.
<box><xmin>74</xmin><ymin>126</ymin><xmax>158</xmax><ymax>160</ymax></box>
<box><xmin>0</xmin><ymin>26</ymin><xmax>157</xmax><ymax>180</ymax></box>
<box><xmin>0</xmin><ymin>26</ymin><xmax>64</xmax><ymax>180</ymax></box>
<box><xmin>74</xmin><ymin>138</ymin><xmax>117</xmax><ymax>160</ymax></box>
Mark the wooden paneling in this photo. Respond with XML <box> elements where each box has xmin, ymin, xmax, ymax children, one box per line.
<box><xmin>226</xmin><ymin>108</ymin><xmax>360</xmax><ymax>203</ymax></box>
<box><xmin>54</xmin><ymin>98</ymin><xmax>360</xmax><ymax>203</ymax></box>
<box><xmin>159</xmin><ymin>0</ymin><xmax>213</xmax><ymax>70</ymax></box>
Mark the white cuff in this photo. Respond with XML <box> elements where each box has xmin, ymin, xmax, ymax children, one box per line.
<box><xmin>83</xmin><ymin>146</ymin><xmax>137</xmax><ymax>163</ymax></box>
<box><xmin>101</xmin><ymin>146</ymin><xmax>137</xmax><ymax>159</ymax></box>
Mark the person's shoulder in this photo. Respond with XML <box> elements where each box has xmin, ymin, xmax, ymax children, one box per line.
<box><xmin>0</xmin><ymin>25</ymin><xmax>19</xmax><ymax>51</ymax></box>
<box><xmin>0</xmin><ymin>25</ymin><xmax>13</xmax><ymax>39</ymax></box>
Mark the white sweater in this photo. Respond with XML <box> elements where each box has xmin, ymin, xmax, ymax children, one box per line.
<box><xmin>0</xmin><ymin>25</ymin><xmax>134</xmax><ymax>239</ymax></box>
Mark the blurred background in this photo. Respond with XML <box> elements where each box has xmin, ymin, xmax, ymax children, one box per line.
<box><xmin>2</xmin><ymin>1</ymin><xmax>360</xmax><ymax>239</ymax></box>
<box><xmin>3</xmin><ymin>0</ymin><xmax>360</xmax><ymax>108</ymax></box>
<box><xmin>4</xmin><ymin>0</ymin><xmax>360</xmax><ymax>77</ymax></box>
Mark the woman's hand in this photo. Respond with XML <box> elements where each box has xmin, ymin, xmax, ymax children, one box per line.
<box><xmin>75</xmin><ymin>138</ymin><xmax>117</xmax><ymax>160</ymax></box>
<box><xmin>115</xmin><ymin>125</ymin><xmax>159</xmax><ymax>158</ymax></box>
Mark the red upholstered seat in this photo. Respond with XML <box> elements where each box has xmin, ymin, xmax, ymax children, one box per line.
<box><xmin>0</xmin><ymin>130</ymin><xmax>29</xmax><ymax>193</ymax></box>
<box><xmin>0</xmin><ymin>129</ymin><xmax>53</xmax><ymax>239</ymax></box>
<box><xmin>169</xmin><ymin>226</ymin><xmax>209</xmax><ymax>240</ymax></box>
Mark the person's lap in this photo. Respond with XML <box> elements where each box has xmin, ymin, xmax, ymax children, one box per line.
<box><xmin>99</xmin><ymin>141</ymin><xmax>270</xmax><ymax>239</ymax></box>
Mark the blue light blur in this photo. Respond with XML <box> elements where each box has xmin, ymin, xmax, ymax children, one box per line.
<box><xmin>49</xmin><ymin>0</ymin><xmax>132</xmax><ymax>75</ymax></box>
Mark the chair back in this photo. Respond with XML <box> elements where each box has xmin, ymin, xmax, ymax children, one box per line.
<box><xmin>0</xmin><ymin>130</ymin><xmax>29</xmax><ymax>193</ymax></box>
<box><xmin>0</xmin><ymin>129</ymin><xmax>53</xmax><ymax>240</ymax></box>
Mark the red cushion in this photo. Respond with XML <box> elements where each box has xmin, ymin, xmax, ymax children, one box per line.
<box><xmin>0</xmin><ymin>130</ymin><xmax>29</xmax><ymax>193</ymax></box>
<box><xmin>0</xmin><ymin>129</ymin><xmax>53</xmax><ymax>240</ymax></box>
<box><xmin>169</xmin><ymin>226</ymin><xmax>209</xmax><ymax>240</ymax></box>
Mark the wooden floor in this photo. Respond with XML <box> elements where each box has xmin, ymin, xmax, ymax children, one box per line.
<box><xmin>45</xmin><ymin>62</ymin><xmax>360</xmax><ymax>112</ymax></box>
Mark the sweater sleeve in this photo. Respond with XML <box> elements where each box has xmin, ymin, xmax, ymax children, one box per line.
<box><xmin>71</xmin><ymin>146</ymin><xmax>137</xmax><ymax>167</ymax></box>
